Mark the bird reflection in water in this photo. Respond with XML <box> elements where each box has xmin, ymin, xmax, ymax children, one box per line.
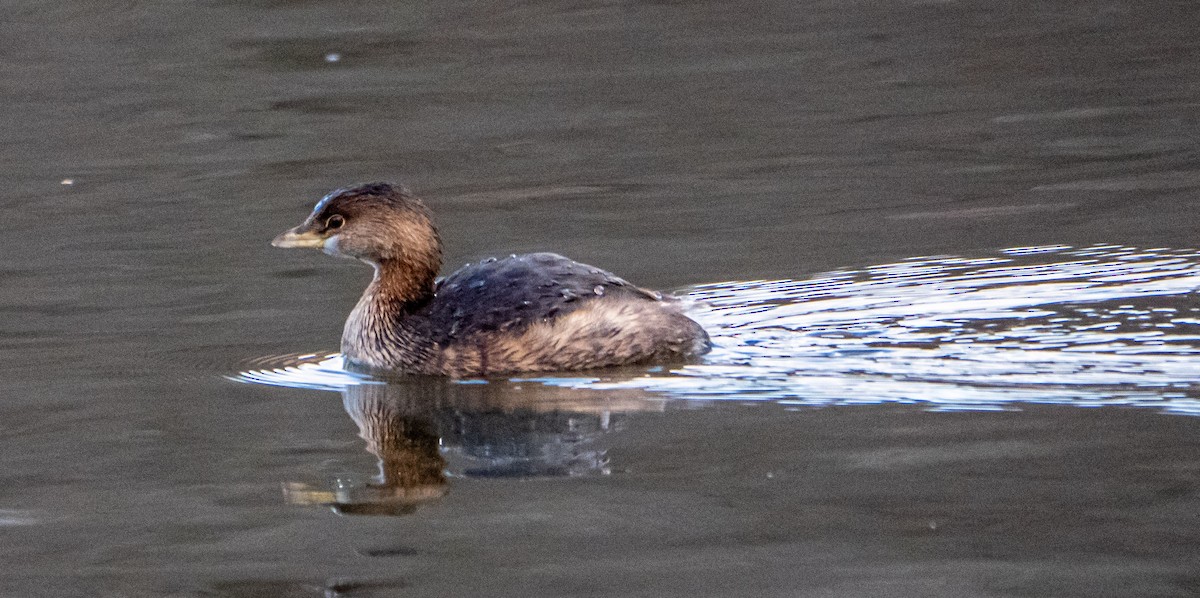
<box><xmin>283</xmin><ymin>377</ymin><xmax>660</xmax><ymax>515</ymax></box>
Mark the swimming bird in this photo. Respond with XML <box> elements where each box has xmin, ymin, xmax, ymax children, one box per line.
<box><xmin>272</xmin><ymin>182</ymin><xmax>710</xmax><ymax>377</ymax></box>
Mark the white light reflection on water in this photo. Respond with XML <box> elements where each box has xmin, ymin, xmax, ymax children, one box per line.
<box><xmin>233</xmin><ymin>245</ymin><xmax>1200</xmax><ymax>415</ymax></box>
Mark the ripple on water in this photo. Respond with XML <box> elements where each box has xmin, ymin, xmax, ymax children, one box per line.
<box><xmin>0</xmin><ymin>509</ymin><xmax>45</xmax><ymax>526</ymax></box>
<box><xmin>232</xmin><ymin>245</ymin><xmax>1200</xmax><ymax>416</ymax></box>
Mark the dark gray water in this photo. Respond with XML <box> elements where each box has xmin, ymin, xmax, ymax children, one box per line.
<box><xmin>4</xmin><ymin>0</ymin><xmax>1200</xmax><ymax>596</ymax></box>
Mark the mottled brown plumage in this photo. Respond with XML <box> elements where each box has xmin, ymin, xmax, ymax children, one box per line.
<box><xmin>273</xmin><ymin>182</ymin><xmax>711</xmax><ymax>377</ymax></box>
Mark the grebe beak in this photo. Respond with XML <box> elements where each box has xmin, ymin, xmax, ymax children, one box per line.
<box><xmin>271</xmin><ymin>226</ymin><xmax>326</xmax><ymax>249</ymax></box>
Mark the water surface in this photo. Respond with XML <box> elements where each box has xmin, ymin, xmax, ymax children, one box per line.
<box><xmin>243</xmin><ymin>245</ymin><xmax>1200</xmax><ymax>414</ymax></box>
<box><xmin>3</xmin><ymin>0</ymin><xmax>1200</xmax><ymax>596</ymax></box>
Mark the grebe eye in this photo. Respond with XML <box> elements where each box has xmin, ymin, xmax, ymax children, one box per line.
<box><xmin>326</xmin><ymin>214</ymin><xmax>345</xmax><ymax>230</ymax></box>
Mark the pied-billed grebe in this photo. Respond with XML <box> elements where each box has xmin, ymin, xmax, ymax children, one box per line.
<box><xmin>272</xmin><ymin>182</ymin><xmax>710</xmax><ymax>376</ymax></box>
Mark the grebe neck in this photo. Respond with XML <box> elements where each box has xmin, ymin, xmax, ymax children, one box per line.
<box><xmin>370</xmin><ymin>260</ymin><xmax>437</xmax><ymax>312</ymax></box>
<box><xmin>341</xmin><ymin>260</ymin><xmax>438</xmax><ymax>369</ymax></box>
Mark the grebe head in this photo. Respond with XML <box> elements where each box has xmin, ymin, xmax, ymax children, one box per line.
<box><xmin>272</xmin><ymin>182</ymin><xmax>442</xmax><ymax>273</ymax></box>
